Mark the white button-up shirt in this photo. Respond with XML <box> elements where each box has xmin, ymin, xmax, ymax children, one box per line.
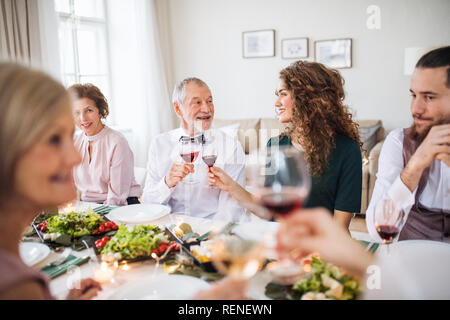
<box><xmin>366</xmin><ymin>128</ymin><xmax>450</xmax><ymax>242</ymax></box>
<box><xmin>142</xmin><ymin>127</ymin><xmax>247</xmax><ymax>222</ymax></box>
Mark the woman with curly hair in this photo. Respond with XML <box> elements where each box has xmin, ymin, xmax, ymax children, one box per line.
<box><xmin>208</xmin><ymin>61</ymin><xmax>362</xmax><ymax>229</ymax></box>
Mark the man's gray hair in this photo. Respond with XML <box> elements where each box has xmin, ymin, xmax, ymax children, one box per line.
<box><xmin>172</xmin><ymin>77</ymin><xmax>208</xmax><ymax>105</ymax></box>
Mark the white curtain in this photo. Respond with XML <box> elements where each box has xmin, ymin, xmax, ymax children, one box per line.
<box><xmin>0</xmin><ymin>0</ymin><xmax>41</xmax><ymax>64</ymax></box>
<box><xmin>107</xmin><ymin>0</ymin><xmax>177</xmax><ymax>168</ymax></box>
<box><xmin>0</xmin><ymin>0</ymin><xmax>60</xmax><ymax>78</ymax></box>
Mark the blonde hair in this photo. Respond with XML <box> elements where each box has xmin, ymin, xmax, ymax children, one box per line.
<box><xmin>0</xmin><ymin>63</ymin><xmax>70</xmax><ymax>200</ymax></box>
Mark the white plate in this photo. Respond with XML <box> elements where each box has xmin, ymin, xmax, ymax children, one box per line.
<box><xmin>107</xmin><ymin>204</ymin><xmax>170</xmax><ymax>224</ymax></box>
<box><xmin>108</xmin><ymin>274</ymin><xmax>210</xmax><ymax>300</ymax></box>
<box><xmin>373</xmin><ymin>240</ymin><xmax>450</xmax><ymax>299</ymax></box>
<box><xmin>19</xmin><ymin>242</ymin><xmax>50</xmax><ymax>266</ymax></box>
<box><xmin>233</xmin><ymin>221</ymin><xmax>280</xmax><ymax>244</ymax></box>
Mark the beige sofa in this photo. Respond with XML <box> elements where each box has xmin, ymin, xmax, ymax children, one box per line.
<box><xmin>213</xmin><ymin>118</ymin><xmax>385</xmax><ymax>215</ymax></box>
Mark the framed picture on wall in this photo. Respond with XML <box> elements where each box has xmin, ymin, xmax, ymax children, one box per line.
<box><xmin>281</xmin><ymin>37</ymin><xmax>309</xmax><ymax>59</ymax></box>
<box><xmin>242</xmin><ymin>29</ymin><xmax>275</xmax><ymax>58</ymax></box>
<box><xmin>314</xmin><ymin>38</ymin><xmax>352</xmax><ymax>69</ymax></box>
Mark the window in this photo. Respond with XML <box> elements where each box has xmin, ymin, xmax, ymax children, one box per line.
<box><xmin>54</xmin><ymin>0</ymin><xmax>111</xmax><ymax>102</ymax></box>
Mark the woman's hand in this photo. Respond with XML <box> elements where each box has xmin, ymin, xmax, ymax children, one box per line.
<box><xmin>66</xmin><ymin>278</ymin><xmax>102</xmax><ymax>300</ymax></box>
<box><xmin>207</xmin><ymin>166</ymin><xmax>236</xmax><ymax>192</ymax></box>
<box><xmin>276</xmin><ymin>208</ymin><xmax>375</xmax><ymax>277</ymax></box>
<box><xmin>193</xmin><ymin>277</ymin><xmax>248</xmax><ymax>300</ymax></box>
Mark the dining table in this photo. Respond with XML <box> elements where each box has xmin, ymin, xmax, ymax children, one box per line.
<box><xmin>24</xmin><ymin>201</ymin><xmax>450</xmax><ymax>300</ymax></box>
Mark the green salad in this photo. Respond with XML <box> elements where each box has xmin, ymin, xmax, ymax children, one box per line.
<box><xmin>291</xmin><ymin>256</ymin><xmax>359</xmax><ymax>300</ymax></box>
<box><xmin>46</xmin><ymin>208</ymin><xmax>104</xmax><ymax>237</ymax></box>
<box><xmin>100</xmin><ymin>225</ymin><xmax>169</xmax><ymax>260</ymax></box>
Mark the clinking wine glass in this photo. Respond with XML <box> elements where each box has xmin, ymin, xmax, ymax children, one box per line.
<box><xmin>373</xmin><ymin>197</ymin><xmax>406</xmax><ymax>254</ymax></box>
<box><xmin>247</xmin><ymin>146</ymin><xmax>311</xmax><ymax>280</ymax></box>
<box><xmin>248</xmin><ymin>146</ymin><xmax>311</xmax><ymax>220</ymax></box>
<box><xmin>202</xmin><ymin>139</ymin><xmax>218</xmax><ymax>189</ymax></box>
<box><xmin>179</xmin><ymin>138</ymin><xmax>201</xmax><ymax>184</ymax></box>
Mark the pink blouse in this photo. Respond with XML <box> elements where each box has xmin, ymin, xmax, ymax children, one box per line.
<box><xmin>73</xmin><ymin>126</ymin><xmax>142</xmax><ymax>206</ymax></box>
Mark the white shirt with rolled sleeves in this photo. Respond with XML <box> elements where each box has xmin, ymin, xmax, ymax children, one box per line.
<box><xmin>365</xmin><ymin>128</ymin><xmax>450</xmax><ymax>242</ymax></box>
<box><xmin>142</xmin><ymin>128</ymin><xmax>247</xmax><ymax>222</ymax></box>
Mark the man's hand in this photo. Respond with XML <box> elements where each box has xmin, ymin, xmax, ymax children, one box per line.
<box><xmin>410</xmin><ymin>124</ymin><xmax>450</xmax><ymax>170</ymax></box>
<box><xmin>402</xmin><ymin>124</ymin><xmax>450</xmax><ymax>191</ymax></box>
<box><xmin>164</xmin><ymin>162</ymin><xmax>194</xmax><ymax>188</ymax></box>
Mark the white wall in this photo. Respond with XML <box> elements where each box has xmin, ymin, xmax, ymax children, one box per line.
<box><xmin>166</xmin><ymin>0</ymin><xmax>450</xmax><ymax>133</ymax></box>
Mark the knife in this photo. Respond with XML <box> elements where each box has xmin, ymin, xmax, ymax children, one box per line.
<box><xmin>48</xmin><ymin>256</ymin><xmax>90</xmax><ymax>278</ymax></box>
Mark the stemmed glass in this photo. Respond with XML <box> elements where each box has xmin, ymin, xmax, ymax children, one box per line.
<box><xmin>202</xmin><ymin>139</ymin><xmax>218</xmax><ymax>188</ymax></box>
<box><xmin>179</xmin><ymin>138</ymin><xmax>201</xmax><ymax>184</ymax></box>
<box><xmin>247</xmin><ymin>146</ymin><xmax>311</xmax><ymax>220</ymax></box>
<box><xmin>210</xmin><ymin>233</ymin><xmax>265</xmax><ymax>280</ymax></box>
<box><xmin>246</xmin><ymin>146</ymin><xmax>311</xmax><ymax>280</ymax></box>
<box><xmin>372</xmin><ymin>197</ymin><xmax>406</xmax><ymax>253</ymax></box>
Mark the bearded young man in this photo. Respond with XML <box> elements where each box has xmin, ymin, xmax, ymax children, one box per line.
<box><xmin>366</xmin><ymin>46</ymin><xmax>450</xmax><ymax>242</ymax></box>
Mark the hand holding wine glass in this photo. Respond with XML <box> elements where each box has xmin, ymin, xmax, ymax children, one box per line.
<box><xmin>179</xmin><ymin>137</ymin><xmax>201</xmax><ymax>184</ymax></box>
<box><xmin>202</xmin><ymin>139</ymin><xmax>218</xmax><ymax>188</ymax></box>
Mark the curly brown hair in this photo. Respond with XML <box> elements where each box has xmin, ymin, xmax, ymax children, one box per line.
<box><xmin>68</xmin><ymin>83</ymin><xmax>109</xmax><ymax>119</ymax></box>
<box><xmin>279</xmin><ymin>61</ymin><xmax>362</xmax><ymax>176</ymax></box>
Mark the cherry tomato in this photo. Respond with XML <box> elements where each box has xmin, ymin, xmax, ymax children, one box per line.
<box><xmin>99</xmin><ymin>225</ymin><xmax>105</xmax><ymax>233</ymax></box>
<box><xmin>158</xmin><ymin>243</ymin><xmax>168</xmax><ymax>254</ymax></box>
<box><xmin>103</xmin><ymin>236</ymin><xmax>111</xmax><ymax>242</ymax></box>
<box><xmin>112</xmin><ymin>224</ymin><xmax>118</xmax><ymax>230</ymax></box>
<box><xmin>105</xmin><ymin>227</ymin><xmax>112</xmax><ymax>232</ymax></box>
<box><xmin>95</xmin><ymin>240</ymin><xmax>102</xmax><ymax>248</ymax></box>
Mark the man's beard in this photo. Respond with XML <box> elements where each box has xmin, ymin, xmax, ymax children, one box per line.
<box><xmin>408</xmin><ymin>117</ymin><xmax>450</xmax><ymax>143</ymax></box>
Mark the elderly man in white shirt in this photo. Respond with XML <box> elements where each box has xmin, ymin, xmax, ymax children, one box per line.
<box><xmin>366</xmin><ymin>46</ymin><xmax>450</xmax><ymax>242</ymax></box>
<box><xmin>142</xmin><ymin>77</ymin><xmax>246</xmax><ymax>222</ymax></box>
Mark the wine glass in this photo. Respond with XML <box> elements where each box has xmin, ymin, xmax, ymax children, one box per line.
<box><xmin>247</xmin><ymin>146</ymin><xmax>311</xmax><ymax>220</ymax></box>
<box><xmin>210</xmin><ymin>233</ymin><xmax>265</xmax><ymax>279</ymax></box>
<box><xmin>202</xmin><ymin>139</ymin><xmax>218</xmax><ymax>188</ymax></box>
<box><xmin>372</xmin><ymin>197</ymin><xmax>406</xmax><ymax>253</ymax></box>
<box><xmin>246</xmin><ymin>146</ymin><xmax>311</xmax><ymax>280</ymax></box>
<box><xmin>179</xmin><ymin>138</ymin><xmax>201</xmax><ymax>184</ymax></box>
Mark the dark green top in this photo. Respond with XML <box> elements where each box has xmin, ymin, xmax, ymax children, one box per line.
<box><xmin>267</xmin><ymin>134</ymin><xmax>362</xmax><ymax>214</ymax></box>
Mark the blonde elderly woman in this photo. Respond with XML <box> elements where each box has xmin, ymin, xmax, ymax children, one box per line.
<box><xmin>69</xmin><ymin>84</ymin><xmax>142</xmax><ymax>206</ymax></box>
<box><xmin>0</xmin><ymin>63</ymin><xmax>246</xmax><ymax>300</ymax></box>
<box><xmin>0</xmin><ymin>63</ymin><xmax>102</xmax><ymax>299</ymax></box>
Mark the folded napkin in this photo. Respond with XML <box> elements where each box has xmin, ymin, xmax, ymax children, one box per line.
<box><xmin>41</xmin><ymin>255</ymin><xmax>90</xmax><ymax>279</ymax></box>
<box><xmin>93</xmin><ymin>206</ymin><xmax>117</xmax><ymax>215</ymax></box>
<box><xmin>359</xmin><ymin>240</ymin><xmax>379</xmax><ymax>253</ymax></box>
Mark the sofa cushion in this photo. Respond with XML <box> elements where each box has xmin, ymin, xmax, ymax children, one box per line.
<box><xmin>217</xmin><ymin>123</ymin><xmax>240</xmax><ymax>140</ymax></box>
<box><xmin>213</xmin><ymin>118</ymin><xmax>260</xmax><ymax>154</ymax></box>
<box><xmin>357</xmin><ymin>120</ymin><xmax>384</xmax><ymax>155</ymax></box>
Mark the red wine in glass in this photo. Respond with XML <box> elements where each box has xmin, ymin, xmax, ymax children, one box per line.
<box><xmin>202</xmin><ymin>155</ymin><xmax>217</xmax><ymax>167</ymax></box>
<box><xmin>180</xmin><ymin>151</ymin><xmax>199</xmax><ymax>163</ymax></box>
<box><xmin>260</xmin><ymin>190</ymin><xmax>304</xmax><ymax>216</ymax></box>
<box><xmin>376</xmin><ymin>225</ymin><xmax>399</xmax><ymax>243</ymax></box>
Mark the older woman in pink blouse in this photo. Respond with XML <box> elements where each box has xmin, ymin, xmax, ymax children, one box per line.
<box><xmin>69</xmin><ymin>84</ymin><xmax>142</xmax><ymax>206</ymax></box>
